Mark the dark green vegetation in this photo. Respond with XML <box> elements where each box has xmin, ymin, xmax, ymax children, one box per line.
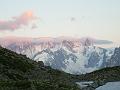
<box><xmin>0</xmin><ymin>45</ymin><xmax>120</xmax><ymax>90</ymax></box>
<box><xmin>77</xmin><ymin>66</ymin><xmax>120</xmax><ymax>90</ymax></box>
<box><xmin>0</xmin><ymin>46</ymin><xmax>80</xmax><ymax>90</ymax></box>
<box><xmin>79</xmin><ymin>66</ymin><xmax>120</xmax><ymax>82</ymax></box>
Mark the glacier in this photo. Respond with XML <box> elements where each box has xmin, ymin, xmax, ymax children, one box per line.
<box><xmin>0</xmin><ymin>37</ymin><xmax>117</xmax><ymax>74</ymax></box>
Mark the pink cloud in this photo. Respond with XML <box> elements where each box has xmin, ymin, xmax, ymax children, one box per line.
<box><xmin>0</xmin><ymin>11</ymin><xmax>38</xmax><ymax>31</ymax></box>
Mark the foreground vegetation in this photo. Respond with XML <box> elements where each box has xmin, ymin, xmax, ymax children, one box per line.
<box><xmin>0</xmin><ymin>46</ymin><xmax>80</xmax><ymax>90</ymax></box>
<box><xmin>0</xmin><ymin>46</ymin><xmax>120</xmax><ymax>90</ymax></box>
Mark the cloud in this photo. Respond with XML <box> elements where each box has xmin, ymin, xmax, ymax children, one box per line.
<box><xmin>94</xmin><ymin>40</ymin><xmax>113</xmax><ymax>45</ymax></box>
<box><xmin>0</xmin><ymin>11</ymin><xmax>38</xmax><ymax>31</ymax></box>
<box><xmin>80</xmin><ymin>37</ymin><xmax>113</xmax><ymax>45</ymax></box>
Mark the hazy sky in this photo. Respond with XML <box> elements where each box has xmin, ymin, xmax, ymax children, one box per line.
<box><xmin>0</xmin><ymin>0</ymin><xmax>120</xmax><ymax>43</ymax></box>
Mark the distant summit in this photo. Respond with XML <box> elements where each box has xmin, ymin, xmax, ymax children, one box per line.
<box><xmin>0</xmin><ymin>45</ymin><xmax>80</xmax><ymax>90</ymax></box>
<box><xmin>0</xmin><ymin>36</ymin><xmax>116</xmax><ymax>74</ymax></box>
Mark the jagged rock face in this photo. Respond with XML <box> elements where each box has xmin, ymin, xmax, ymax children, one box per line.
<box><xmin>34</xmin><ymin>48</ymin><xmax>77</xmax><ymax>70</ymax></box>
<box><xmin>0</xmin><ymin>46</ymin><xmax>81</xmax><ymax>90</ymax></box>
<box><xmin>87</xmin><ymin>52</ymin><xmax>100</xmax><ymax>68</ymax></box>
<box><xmin>0</xmin><ymin>37</ymin><xmax>116</xmax><ymax>74</ymax></box>
<box><xmin>86</xmin><ymin>48</ymin><xmax>108</xmax><ymax>68</ymax></box>
<box><xmin>106</xmin><ymin>47</ymin><xmax>120</xmax><ymax>67</ymax></box>
<box><xmin>33</xmin><ymin>45</ymin><xmax>114</xmax><ymax>74</ymax></box>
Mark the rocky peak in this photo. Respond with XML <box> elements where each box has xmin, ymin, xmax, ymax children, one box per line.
<box><xmin>106</xmin><ymin>47</ymin><xmax>120</xmax><ymax>67</ymax></box>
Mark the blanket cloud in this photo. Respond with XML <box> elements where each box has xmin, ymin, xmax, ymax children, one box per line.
<box><xmin>0</xmin><ymin>11</ymin><xmax>38</xmax><ymax>31</ymax></box>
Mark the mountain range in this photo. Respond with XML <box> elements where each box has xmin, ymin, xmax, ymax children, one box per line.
<box><xmin>0</xmin><ymin>44</ymin><xmax>120</xmax><ymax>90</ymax></box>
<box><xmin>0</xmin><ymin>36</ymin><xmax>119</xmax><ymax>74</ymax></box>
<box><xmin>0</xmin><ymin>45</ymin><xmax>80</xmax><ymax>90</ymax></box>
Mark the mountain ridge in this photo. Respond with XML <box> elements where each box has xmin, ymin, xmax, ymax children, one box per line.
<box><xmin>0</xmin><ymin>45</ymin><xmax>80</xmax><ymax>90</ymax></box>
<box><xmin>0</xmin><ymin>37</ymin><xmax>118</xmax><ymax>74</ymax></box>
<box><xmin>0</xmin><ymin>46</ymin><xmax>120</xmax><ymax>90</ymax></box>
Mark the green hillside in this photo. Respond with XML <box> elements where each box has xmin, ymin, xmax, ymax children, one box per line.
<box><xmin>79</xmin><ymin>66</ymin><xmax>120</xmax><ymax>82</ymax></box>
<box><xmin>0</xmin><ymin>46</ymin><xmax>80</xmax><ymax>90</ymax></box>
<box><xmin>0</xmin><ymin>45</ymin><xmax>120</xmax><ymax>90</ymax></box>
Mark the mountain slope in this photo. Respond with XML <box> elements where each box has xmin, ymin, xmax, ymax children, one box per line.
<box><xmin>33</xmin><ymin>44</ymin><xmax>114</xmax><ymax>74</ymax></box>
<box><xmin>0</xmin><ymin>46</ymin><xmax>34</xmax><ymax>80</ymax></box>
<box><xmin>0</xmin><ymin>37</ymin><xmax>116</xmax><ymax>74</ymax></box>
<box><xmin>1</xmin><ymin>46</ymin><xmax>120</xmax><ymax>90</ymax></box>
<box><xmin>75</xmin><ymin>66</ymin><xmax>120</xmax><ymax>90</ymax></box>
<box><xmin>0</xmin><ymin>46</ymin><xmax>80</xmax><ymax>90</ymax></box>
<box><xmin>106</xmin><ymin>47</ymin><xmax>120</xmax><ymax>67</ymax></box>
<box><xmin>79</xmin><ymin>66</ymin><xmax>120</xmax><ymax>82</ymax></box>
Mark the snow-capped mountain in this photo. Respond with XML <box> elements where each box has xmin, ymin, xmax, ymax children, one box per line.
<box><xmin>105</xmin><ymin>47</ymin><xmax>120</xmax><ymax>67</ymax></box>
<box><xmin>0</xmin><ymin>36</ymin><xmax>118</xmax><ymax>74</ymax></box>
<box><xmin>33</xmin><ymin>40</ymin><xmax>114</xmax><ymax>74</ymax></box>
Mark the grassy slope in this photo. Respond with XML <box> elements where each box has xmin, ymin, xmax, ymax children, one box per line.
<box><xmin>0</xmin><ymin>46</ymin><xmax>120</xmax><ymax>90</ymax></box>
<box><xmin>78</xmin><ymin>66</ymin><xmax>120</xmax><ymax>83</ymax></box>
<box><xmin>0</xmin><ymin>46</ymin><xmax>80</xmax><ymax>90</ymax></box>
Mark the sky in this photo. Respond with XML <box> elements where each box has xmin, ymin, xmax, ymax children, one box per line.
<box><xmin>0</xmin><ymin>0</ymin><xmax>120</xmax><ymax>43</ymax></box>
